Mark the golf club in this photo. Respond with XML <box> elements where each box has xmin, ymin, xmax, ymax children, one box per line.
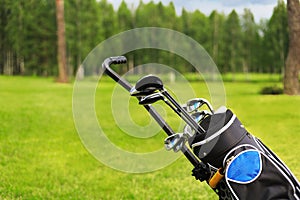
<box><xmin>185</xmin><ymin>98</ymin><xmax>214</xmax><ymax>114</ymax></box>
<box><xmin>164</xmin><ymin>133</ymin><xmax>188</xmax><ymax>152</ymax></box>
<box><xmin>102</xmin><ymin>56</ymin><xmax>201</xmax><ymax>167</ymax></box>
<box><xmin>191</xmin><ymin>110</ymin><xmax>211</xmax><ymax>122</ymax></box>
<box><xmin>160</xmin><ymin>90</ymin><xmax>206</xmax><ymax>134</ymax></box>
<box><xmin>130</xmin><ymin>74</ymin><xmax>164</xmax><ymax>96</ymax></box>
<box><xmin>130</xmin><ymin>74</ymin><xmax>206</xmax><ymax>136</ymax></box>
<box><xmin>139</xmin><ymin>92</ymin><xmax>165</xmax><ymax>105</ymax></box>
<box><xmin>184</xmin><ymin>111</ymin><xmax>211</xmax><ymax>137</ymax></box>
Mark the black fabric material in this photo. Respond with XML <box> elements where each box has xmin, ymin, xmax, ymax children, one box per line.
<box><xmin>190</xmin><ymin>109</ymin><xmax>250</xmax><ymax>168</ymax></box>
<box><xmin>188</xmin><ymin>109</ymin><xmax>300</xmax><ymax>200</ymax></box>
<box><xmin>226</xmin><ymin>146</ymin><xmax>297</xmax><ymax>200</ymax></box>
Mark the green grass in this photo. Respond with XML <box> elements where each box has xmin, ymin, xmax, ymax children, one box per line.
<box><xmin>0</xmin><ymin>75</ymin><xmax>299</xmax><ymax>199</ymax></box>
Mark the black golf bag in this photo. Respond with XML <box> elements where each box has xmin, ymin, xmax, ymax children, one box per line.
<box><xmin>190</xmin><ymin>107</ymin><xmax>300</xmax><ymax>200</ymax></box>
<box><xmin>102</xmin><ymin>56</ymin><xmax>300</xmax><ymax>200</ymax></box>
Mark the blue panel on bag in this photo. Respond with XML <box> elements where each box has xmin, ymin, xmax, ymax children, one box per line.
<box><xmin>227</xmin><ymin>150</ymin><xmax>261</xmax><ymax>183</ymax></box>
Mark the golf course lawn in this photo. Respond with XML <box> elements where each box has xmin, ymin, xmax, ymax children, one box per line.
<box><xmin>0</xmin><ymin>75</ymin><xmax>299</xmax><ymax>199</ymax></box>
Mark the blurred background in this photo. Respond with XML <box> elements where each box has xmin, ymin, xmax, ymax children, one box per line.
<box><xmin>0</xmin><ymin>0</ymin><xmax>291</xmax><ymax>78</ymax></box>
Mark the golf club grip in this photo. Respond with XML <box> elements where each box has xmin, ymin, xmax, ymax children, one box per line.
<box><xmin>104</xmin><ymin>56</ymin><xmax>127</xmax><ymax>65</ymax></box>
<box><xmin>102</xmin><ymin>56</ymin><xmax>200</xmax><ymax>167</ymax></box>
<box><xmin>102</xmin><ymin>56</ymin><xmax>131</xmax><ymax>91</ymax></box>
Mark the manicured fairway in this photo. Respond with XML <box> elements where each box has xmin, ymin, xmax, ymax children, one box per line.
<box><xmin>0</xmin><ymin>76</ymin><xmax>299</xmax><ymax>199</ymax></box>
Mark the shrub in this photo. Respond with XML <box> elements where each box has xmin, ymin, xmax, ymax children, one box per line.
<box><xmin>260</xmin><ymin>85</ymin><xmax>283</xmax><ymax>95</ymax></box>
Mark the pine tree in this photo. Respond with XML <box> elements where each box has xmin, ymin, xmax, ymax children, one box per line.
<box><xmin>65</xmin><ymin>0</ymin><xmax>102</xmax><ymax>75</ymax></box>
<box><xmin>241</xmin><ymin>9</ymin><xmax>259</xmax><ymax>74</ymax></box>
<box><xmin>209</xmin><ymin>10</ymin><xmax>226</xmax><ymax>72</ymax></box>
<box><xmin>224</xmin><ymin>10</ymin><xmax>243</xmax><ymax>76</ymax></box>
<box><xmin>263</xmin><ymin>0</ymin><xmax>288</xmax><ymax>73</ymax></box>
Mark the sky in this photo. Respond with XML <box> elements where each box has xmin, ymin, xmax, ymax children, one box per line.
<box><xmin>107</xmin><ymin>0</ymin><xmax>283</xmax><ymax>22</ymax></box>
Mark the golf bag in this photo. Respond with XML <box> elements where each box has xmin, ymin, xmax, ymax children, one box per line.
<box><xmin>190</xmin><ymin>108</ymin><xmax>300</xmax><ymax>200</ymax></box>
<box><xmin>102</xmin><ymin>56</ymin><xmax>300</xmax><ymax>200</ymax></box>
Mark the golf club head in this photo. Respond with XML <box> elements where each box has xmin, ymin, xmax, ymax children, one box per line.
<box><xmin>185</xmin><ymin>98</ymin><xmax>214</xmax><ymax>113</ymax></box>
<box><xmin>139</xmin><ymin>93</ymin><xmax>165</xmax><ymax>105</ymax></box>
<box><xmin>183</xmin><ymin>111</ymin><xmax>211</xmax><ymax>136</ymax></box>
<box><xmin>191</xmin><ymin>110</ymin><xmax>211</xmax><ymax>122</ymax></box>
<box><xmin>130</xmin><ymin>75</ymin><xmax>164</xmax><ymax>96</ymax></box>
<box><xmin>183</xmin><ymin>125</ymin><xmax>193</xmax><ymax>137</ymax></box>
<box><xmin>164</xmin><ymin>133</ymin><xmax>185</xmax><ymax>152</ymax></box>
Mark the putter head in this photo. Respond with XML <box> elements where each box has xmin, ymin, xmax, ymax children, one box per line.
<box><xmin>139</xmin><ymin>93</ymin><xmax>165</xmax><ymax>105</ymax></box>
<box><xmin>130</xmin><ymin>75</ymin><xmax>164</xmax><ymax>96</ymax></box>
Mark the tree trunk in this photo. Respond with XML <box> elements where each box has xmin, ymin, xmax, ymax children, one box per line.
<box><xmin>55</xmin><ymin>0</ymin><xmax>68</xmax><ymax>83</ymax></box>
<box><xmin>284</xmin><ymin>0</ymin><xmax>300</xmax><ymax>95</ymax></box>
<box><xmin>4</xmin><ymin>51</ymin><xmax>13</xmax><ymax>75</ymax></box>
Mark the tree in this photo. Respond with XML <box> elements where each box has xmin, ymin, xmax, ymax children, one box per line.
<box><xmin>1</xmin><ymin>0</ymin><xmax>25</xmax><ymax>75</ymax></box>
<box><xmin>262</xmin><ymin>0</ymin><xmax>288</xmax><ymax>73</ymax></box>
<box><xmin>241</xmin><ymin>9</ymin><xmax>259</xmax><ymax>74</ymax></box>
<box><xmin>3</xmin><ymin>1</ymin><xmax>57</xmax><ymax>76</ymax></box>
<box><xmin>117</xmin><ymin>1</ymin><xmax>134</xmax><ymax>72</ymax></box>
<box><xmin>0</xmin><ymin>0</ymin><xmax>296</xmax><ymax>77</ymax></box>
<box><xmin>117</xmin><ymin>1</ymin><xmax>133</xmax><ymax>31</ymax></box>
<box><xmin>208</xmin><ymin>10</ymin><xmax>226</xmax><ymax>72</ymax></box>
<box><xmin>284</xmin><ymin>0</ymin><xmax>300</xmax><ymax>94</ymax></box>
<box><xmin>65</xmin><ymin>0</ymin><xmax>102</xmax><ymax>75</ymax></box>
<box><xmin>189</xmin><ymin>10</ymin><xmax>210</xmax><ymax>50</ymax></box>
<box><xmin>98</xmin><ymin>0</ymin><xmax>117</xmax><ymax>38</ymax></box>
<box><xmin>56</xmin><ymin>0</ymin><xmax>68</xmax><ymax>82</ymax></box>
<box><xmin>223</xmin><ymin>10</ymin><xmax>243</xmax><ymax>75</ymax></box>
<box><xmin>134</xmin><ymin>1</ymin><xmax>161</xmax><ymax>65</ymax></box>
<box><xmin>0</xmin><ymin>0</ymin><xmax>10</xmax><ymax>75</ymax></box>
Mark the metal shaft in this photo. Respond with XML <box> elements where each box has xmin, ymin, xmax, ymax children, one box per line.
<box><xmin>102</xmin><ymin>56</ymin><xmax>201</xmax><ymax>167</ymax></box>
<box><xmin>161</xmin><ymin>90</ymin><xmax>206</xmax><ymax>135</ymax></box>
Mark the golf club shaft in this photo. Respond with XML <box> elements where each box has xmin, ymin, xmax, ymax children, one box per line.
<box><xmin>161</xmin><ymin>90</ymin><xmax>206</xmax><ymax>135</ymax></box>
<box><xmin>102</xmin><ymin>56</ymin><xmax>200</xmax><ymax>166</ymax></box>
<box><xmin>102</xmin><ymin>57</ymin><xmax>175</xmax><ymax>134</ymax></box>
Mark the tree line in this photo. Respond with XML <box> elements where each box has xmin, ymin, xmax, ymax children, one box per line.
<box><xmin>0</xmin><ymin>0</ymin><xmax>288</xmax><ymax>76</ymax></box>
